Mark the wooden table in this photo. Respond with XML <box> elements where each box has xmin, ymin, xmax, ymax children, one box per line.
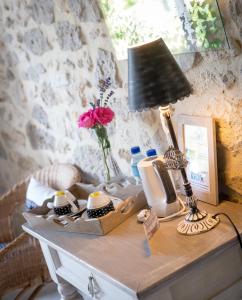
<box><xmin>23</xmin><ymin>201</ymin><xmax>242</xmax><ymax>300</ymax></box>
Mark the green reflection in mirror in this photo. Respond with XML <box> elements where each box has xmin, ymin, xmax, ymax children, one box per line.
<box><xmin>100</xmin><ymin>0</ymin><xmax>228</xmax><ymax>60</ymax></box>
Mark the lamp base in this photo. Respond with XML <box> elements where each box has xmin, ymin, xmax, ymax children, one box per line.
<box><xmin>177</xmin><ymin>212</ymin><xmax>219</xmax><ymax>235</ymax></box>
<box><xmin>159</xmin><ymin>107</ymin><xmax>220</xmax><ymax>236</ymax></box>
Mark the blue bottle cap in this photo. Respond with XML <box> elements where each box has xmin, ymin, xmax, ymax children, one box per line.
<box><xmin>146</xmin><ymin>149</ymin><xmax>157</xmax><ymax>157</ymax></box>
<box><xmin>131</xmin><ymin>146</ymin><xmax>141</xmax><ymax>154</ymax></box>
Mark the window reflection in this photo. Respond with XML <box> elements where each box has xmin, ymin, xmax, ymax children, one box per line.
<box><xmin>100</xmin><ymin>0</ymin><xmax>228</xmax><ymax>60</ymax></box>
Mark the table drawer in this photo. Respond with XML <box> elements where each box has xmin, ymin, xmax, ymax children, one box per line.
<box><xmin>55</xmin><ymin>250</ymin><xmax>135</xmax><ymax>300</ymax></box>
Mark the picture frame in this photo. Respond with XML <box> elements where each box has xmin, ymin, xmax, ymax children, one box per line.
<box><xmin>177</xmin><ymin>115</ymin><xmax>218</xmax><ymax>205</ymax></box>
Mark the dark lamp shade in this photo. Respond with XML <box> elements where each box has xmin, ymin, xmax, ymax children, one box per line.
<box><xmin>128</xmin><ymin>38</ymin><xmax>192</xmax><ymax>112</ymax></box>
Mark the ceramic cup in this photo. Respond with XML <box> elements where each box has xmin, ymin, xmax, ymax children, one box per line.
<box><xmin>86</xmin><ymin>191</ymin><xmax>114</xmax><ymax>218</ymax></box>
<box><xmin>50</xmin><ymin>191</ymin><xmax>79</xmax><ymax>216</ymax></box>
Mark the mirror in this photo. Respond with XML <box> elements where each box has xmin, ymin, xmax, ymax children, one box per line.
<box><xmin>100</xmin><ymin>0</ymin><xmax>229</xmax><ymax>60</ymax></box>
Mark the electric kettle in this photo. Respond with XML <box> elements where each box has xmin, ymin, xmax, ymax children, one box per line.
<box><xmin>138</xmin><ymin>156</ymin><xmax>179</xmax><ymax>217</ymax></box>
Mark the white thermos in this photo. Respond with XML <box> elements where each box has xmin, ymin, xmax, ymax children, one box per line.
<box><xmin>138</xmin><ymin>156</ymin><xmax>179</xmax><ymax>218</ymax></box>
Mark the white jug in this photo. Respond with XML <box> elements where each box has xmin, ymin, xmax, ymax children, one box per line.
<box><xmin>138</xmin><ymin>156</ymin><xmax>179</xmax><ymax>218</ymax></box>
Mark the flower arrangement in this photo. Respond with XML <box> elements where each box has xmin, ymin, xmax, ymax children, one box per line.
<box><xmin>78</xmin><ymin>77</ymin><xmax>116</xmax><ymax>182</ymax></box>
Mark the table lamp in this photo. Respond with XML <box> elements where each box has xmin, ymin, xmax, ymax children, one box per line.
<box><xmin>128</xmin><ymin>38</ymin><xmax>219</xmax><ymax>235</ymax></box>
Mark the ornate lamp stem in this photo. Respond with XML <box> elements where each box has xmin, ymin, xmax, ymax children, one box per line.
<box><xmin>159</xmin><ymin>106</ymin><xmax>219</xmax><ymax>235</ymax></box>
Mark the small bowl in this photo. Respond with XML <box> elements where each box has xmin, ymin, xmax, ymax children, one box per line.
<box><xmin>87</xmin><ymin>191</ymin><xmax>115</xmax><ymax>218</ymax></box>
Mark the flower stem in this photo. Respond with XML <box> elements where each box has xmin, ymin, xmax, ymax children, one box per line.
<box><xmin>100</xmin><ymin>138</ymin><xmax>110</xmax><ymax>182</ymax></box>
<box><xmin>95</xmin><ymin>126</ymin><xmax>111</xmax><ymax>182</ymax></box>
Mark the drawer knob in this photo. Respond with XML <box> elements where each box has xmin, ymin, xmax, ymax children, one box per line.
<box><xmin>88</xmin><ymin>274</ymin><xmax>98</xmax><ymax>298</ymax></box>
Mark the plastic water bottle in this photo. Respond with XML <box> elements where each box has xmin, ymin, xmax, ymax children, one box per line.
<box><xmin>146</xmin><ymin>149</ymin><xmax>157</xmax><ymax>158</ymax></box>
<box><xmin>130</xmin><ymin>146</ymin><xmax>145</xmax><ymax>184</ymax></box>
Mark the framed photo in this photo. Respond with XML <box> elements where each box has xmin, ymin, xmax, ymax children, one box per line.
<box><xmin>177</xmin><ymin>115</ymin><xmax>218</xmax><ymax>205</ymax></box>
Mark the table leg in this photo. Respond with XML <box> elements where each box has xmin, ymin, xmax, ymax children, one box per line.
<box><xmin>57</xmin><ymin>280</ymin><xmax>83</xmax><ymax>300</ymax></box>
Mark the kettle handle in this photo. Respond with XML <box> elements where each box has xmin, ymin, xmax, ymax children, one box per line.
<box><xmin>152</xmin><ymin>160</ymin><xmax>177</xmax><ymax>204</ymax></box>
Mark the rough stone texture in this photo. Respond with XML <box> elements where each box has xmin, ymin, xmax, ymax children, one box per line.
<box><xmin>17</xmin><ymin>32</ymin><xmax>23</xmax><ymax>43</ymax></box>
<box><xmin>220</xmin><ymin>0</ymin><xmax>242</xmax><ymax>55</ymax></box>
<box><xmin>0</xmin><ymin>141</ymin><xmax>7</xmax><ymax>159</ymax></box>
<box><xmin>0</xmin><ymin>91</ymin><xmax>9</xmax><ymax>102</ymax></box>
<box><xmin>0</xmin><ymin>0</ymin><xmax>241</xmax><ymax>203</ymax></box>
<box><xmin>78</xmin><ymin>49</ymin><xmax>93</xmax><ymax>71</ymax></box>
<box><xmin>6</xmin><ymin>69</ymin><xmax>15</xmax><ymax>80</ymax></box>
<box><xmin>0</xmin><ymin>107</ymin><xmax>6</xmax><ymax>118</ymax></box>
<box><xmin>53</xmin><ymin>72</ymin><xmax>71</xmax><ymax>87</ymax></box>
<box><xmin>0</xmin><ymin>55</ymin><xmax>5</xmax><ymax>65</ymax></box>
<box><xmin>55</xmin><ymin>21</ymin><xmax>85</xmax><ymax>51</ymax></box>
<box><xmin>23</xmin><ymin>28</ymin><xmax>50</xmax><ymax>56</ymax></box>
<box><xmin>26</xmin><ymin>122</ymin><xmax>55</xmax><ymax>150</ymax></box>
<box><xmin>222</xmin><ymin>70</ymin><xmax>237</xmax><ymax>89</ymax></box>
<box><xmin>68</xmin><ymin>0</ymin><xmax>103</xmax><ymax>22</ymax></box>
<box><xmin>23</xmin><ymin>64</ymin><xmax>46</xmax><ymax>81</ymax></box>
<box><xmin>118</xmin><ymin>148</ymin><xmax>130</xmax><ymax>163</ymax></box>
<box><xmin>95</xmin><ymin>48</ymin><xmax>122</xmax><ymax>88</ymax></box>
<box><xmin>5</xmin><ymin>17</ymin><xmax>14</xmax><ymax>28</ymax></box>
<box><xmin>6</xmin><ymin>51</ymin><xmax>19</xmax><ymax>67</ymax></box>
<box><xmin>1</xmin><ymin>130</ymin><xmax>26</xmax><ymax>147</ymax></box>
<box><xmin>3</xmin><ymin>33</ymin><xmax>13</xmax><ymax>43</ymax></box>
<box><xmin>32</xmin><ymin>104</ymin><xmax>49</xmax><ymax>127</ymax></box>
<box><xmin>229</xmin><ymin>0</ymin><xmax>242</xmax><ymax>39</ymax></box>
<box><xmin>175</xmin><ymin>52</ymin><xmax>203</xmax><ymax>72</ymax></box>
<box><xmin>73</xmin><ymin>144</ymin><xmax>103</xmax><ymax>183</ymax></box>
<box><xmin>175</xmin><ymin>53</ymin><xmax>196</xmax><ymax>72</ymax></box>
<box><xmin>14</xmin><ymin>152</ymin><xmax>39</xmax><ymax>172</ymax></box>
<box><xmin>41</xmin><ymin>82</ymin><xmax>57</xmax><ymax>106</ymax></box>
<box><xmin>0</xmin><ymin>4</ymin><xmax>2</xmax><ymax>22</ymax></box>
<box><xmin>64</xmin><ymin>59</ymin><xmax>75</xmax><ymax>69</ymax></box>
<box><xmin>31</xmin><ymin>0</ymin><xmax>54</xmax><ymax>24</ymax></box>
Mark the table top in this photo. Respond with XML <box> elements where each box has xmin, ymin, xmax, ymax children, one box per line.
<box><xmin>23</xmin><ymin>201</ymin><xmax>242</xmax><ymax>296</ymax></box>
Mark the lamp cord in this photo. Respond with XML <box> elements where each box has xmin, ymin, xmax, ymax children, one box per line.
<box><xmin>158</xmin><ymin>196</ymin><xmax>187</xmax><ymax>222</ymax></box>
<box><xmin>212</xmin><ymin>213</ymin><xmax>242</xmax><ymax>249</ymax></box>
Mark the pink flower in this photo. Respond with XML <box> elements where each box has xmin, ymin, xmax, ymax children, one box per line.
<box><xmin>78</xmin><ymin>109</ymin><xmax>96</xmax><ymax>128</ymax></box>
<box><xmin>93</xmin><ymin>107</ymin><xmax>114</xmax><ymax>125</ymax></box>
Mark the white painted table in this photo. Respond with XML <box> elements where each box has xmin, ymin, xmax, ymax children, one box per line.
<box><xmin>23</xmin><ymin>201</ymin><xmax>242</xmax><ymax>300</ymax></box>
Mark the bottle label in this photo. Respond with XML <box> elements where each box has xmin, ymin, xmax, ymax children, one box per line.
<box><xmin>131</xmin><ymin>164</ymin><xmax>140</xmax><ymax>178</ymax></box>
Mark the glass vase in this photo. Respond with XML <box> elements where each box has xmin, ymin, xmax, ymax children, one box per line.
<box><xmin>95</xmin><ymin>125</ymin><xmax>123</xmax><ymax>183</ymax></box>
<box><xmin>101</xmin><ymin>146</ymin><xmax>123</xmax><ymax>183</ymax></box>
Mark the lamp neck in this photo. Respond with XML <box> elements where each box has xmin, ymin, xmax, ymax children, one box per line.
<box><xmin>159</xmin><ymin>106</ymin><xmax>179</xmax><ymax>149</ymax></box>
<box><xmin>159</xmin><ymin>105</ymin><xmax>191</xmax><ymax>187</ymax></box>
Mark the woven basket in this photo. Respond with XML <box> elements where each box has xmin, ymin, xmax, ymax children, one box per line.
<box><xmin>0</xmin><ymin>163</ymin><xmax>81</xmax><ymax>297</ymax></box>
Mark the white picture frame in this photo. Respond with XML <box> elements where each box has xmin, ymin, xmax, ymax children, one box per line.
<box><xmin>177</xmin><ymin>115</ymin><xmax>218</xmax><ymax>205</ymax></box>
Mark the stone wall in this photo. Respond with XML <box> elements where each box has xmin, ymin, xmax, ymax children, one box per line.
<box><xmin>0</xmin><ymin>0</ymin><xmax>241</xmax><ymax>202</ymax></box>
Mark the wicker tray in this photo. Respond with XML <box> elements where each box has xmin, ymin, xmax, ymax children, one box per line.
<box><xmin>23</xmin><ymin>183</ymin><xmax>146</xmax><ymax>235</ymax></box>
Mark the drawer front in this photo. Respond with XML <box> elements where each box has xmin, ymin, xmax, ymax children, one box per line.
<box><xmin>169</xmin><ymin>245</ymin><xmax>242</xmax><ymax>300</ymax></box>
<box><xmin>140</xmin><ymin>244</ymin><xmax>242</xmax><ymax>300</ymax></box>
<box><xmin>211</xmin><ymin>278</ymin><xmax>242</xmax><ymax>300</ymax></box>
<box><xmin>56</xmin><ymin>251</ymin><xmax>135</xmax><ymax>300</ymax></box>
